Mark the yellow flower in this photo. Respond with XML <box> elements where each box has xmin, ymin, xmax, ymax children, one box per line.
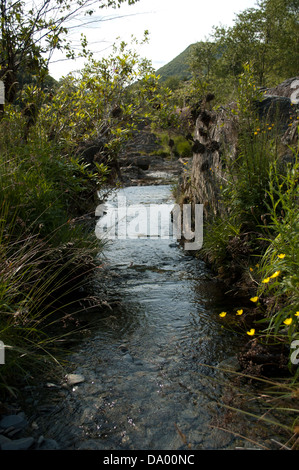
<box><xmin>283</xmin><ymin>318</ymin><xmax>293</xmax><ymax>325</ymax></box>
<box><xmin>219</xmin><ymin>312</ymin><xmax>227</xmax><ymax>317</ymax></box>
<box><xmin>247</xmin><ymin>329</ymin><xmax>255</xmax><ymax>336</ymax></box>
<box><xmin>278</xmin><ymin>254</ymin><xmax>286</xmax><ymax>259</ymax></box>
<box><xmin>249</xmin><ymin>267</ymin><xmax>253</xmax><ymax>272</ymax></box>
<box><xmin>250</xmin><ymin>296</ymin><xmax>259</xmax><ymax>303</ymax></box>
<box><xmin>262</xmin><ymin>277</ymin><xmax>270</xmax><ymax>283</ymax></box>
<box><xmin>270</xmin><ymin>270</ymin><xmax>281</xmax><ymax>279</ymax></box>
<box><xmin>236</xmin><ymin>309</ymin><xmax>243</xmax><ymax>316</ymax></box>
<box><xmin>295</xmin><ymin>312</ymin><xmax>299</xmax><ymax>317</ymax></box>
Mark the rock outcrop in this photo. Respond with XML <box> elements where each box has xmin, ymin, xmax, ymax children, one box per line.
<box><xmin>181</xmin><ymin>77</ymin><xmax>299</xmax><ymax>220</ymax></box>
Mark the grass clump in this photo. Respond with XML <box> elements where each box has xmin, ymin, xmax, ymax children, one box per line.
<box><xmin>199</xmin><ymin>64</ymin><xmax>299</xmax><ymax>374</ymax></box>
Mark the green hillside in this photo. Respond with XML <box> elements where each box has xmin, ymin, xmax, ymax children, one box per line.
<box><xmin>156</xmin><ymin>44</ymin><xmax>196</xmax><ymax>81</ymax></box>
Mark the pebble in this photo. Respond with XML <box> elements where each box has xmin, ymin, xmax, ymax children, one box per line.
<box><xmin>65</xmin><ymin>373</ymin><xmax>85</xmax><ymax>386</ymax></box>
<box><xmin>123</xmin><ymin>353</ymin><xmax>134</xmax><ymax>363</ymax></box>
<box><xmin>37</xmin><ymin>436</ymin><xmax>60</xmax><ymax>450</ymax></box>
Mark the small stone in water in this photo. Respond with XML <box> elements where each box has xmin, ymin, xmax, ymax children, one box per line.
<box><xmin>66</xmin><ymin>373</ymin><xmax>85</xmax><ymax>386</ymax></box>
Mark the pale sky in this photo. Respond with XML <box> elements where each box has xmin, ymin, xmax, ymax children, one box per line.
<box><xmin>48</xmin><ymin>0</ymin><xmax>259</xmax><ymax>80</ymax></box>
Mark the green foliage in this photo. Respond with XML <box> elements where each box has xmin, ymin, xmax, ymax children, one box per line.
<box><xmin>154</xmin><ymin>132</ymin><xmax>192</xmax><ymax>158</ymax></box>
<box><xmin>201</xmin><ymin>216</ymin><xmax>241</xmax><ymax>267</ymax></box>
<box><xmin>186</xmin><ymin>0</ymin><xmax>299</xmax><ymax>106</ymax></box>
<box><xmin>256</xmin><ymin>152</ymin><xmax>299</xmax><ymax>357</ymax></box>
<box><xmin>39</xmin><ymin>37</ymin><xmax>170</xmax><ymax>157</ymax></box>
<box><xmin>173</xmin><ymin>136</ymin><xmax>192</xmax><ymax>158</ymax></box>
<box><xmin>0</xmin><ymin>29</ymin><xmax>174</xmax><ymax>395</ymax></box>
<box><xmin>0</xmin><ymin>203</ymin><xmax>101</xmax><ymax>395</ymax></box>
<box><xmin>0</xmin><ymin>98</ymin><xmax>107</xmax><ymax>394</ymax></box>
<box><xmin>212</xmin><ymin>0</ymin><xmax>299</xmax><ymax>87</ymax></box>
<box><xmin>0</xmin><ymin>0</ymin><xmax>140</xmax><ymax>102</ymax></box>
<box><xmin>198</xmin><ymin>63</ymin><xmax>299</xmax><ymax>370</ymax></box>
<box><xmin>144</xmin><ymin>0</ymin><xmax>298</xmax><ymax>111</ymax></box>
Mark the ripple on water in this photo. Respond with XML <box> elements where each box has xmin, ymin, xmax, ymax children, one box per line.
<box><xmin>30</xmin><ymin>184</ymin><xmax>248</xmax><ymax>450</ymax></box>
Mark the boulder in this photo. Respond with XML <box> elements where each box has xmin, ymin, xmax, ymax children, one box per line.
<box><xmin>181</xmin><ymin>77</ymin><xmax>299</xmax><ymax>220</ymax></box>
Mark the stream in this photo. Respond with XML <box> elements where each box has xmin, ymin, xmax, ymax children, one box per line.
<box><xmin>24</xmin><ymin>183</ymin><xmax>256</xmax><ymax>450</ymax></box>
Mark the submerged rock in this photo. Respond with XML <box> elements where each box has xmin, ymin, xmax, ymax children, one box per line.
<box><xmin>0</xmin><ymin>413</ymin><xmax>28</xmax><ymax>433</ymax></box>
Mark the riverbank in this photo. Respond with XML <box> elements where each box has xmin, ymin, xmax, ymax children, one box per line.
<box><xmin>1</xmin><ymin>165</ymin><xmax>298</xmax><ymax>451</ymax></box>
<box><xmin>1</xmin><ymin>122</ymin><xmax>297</xmax><ymax>450</ymax></box>
<box><xmin>0</xmin><ymin>165</ymin><xmax>184</xmax><ymax>450</ymax></box>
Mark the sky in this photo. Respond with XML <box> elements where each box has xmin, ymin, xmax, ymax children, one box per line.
<box><xmin>48</xmin><ymin>0</ymin><xmax>259</xmax><ymax>80</ymax></box>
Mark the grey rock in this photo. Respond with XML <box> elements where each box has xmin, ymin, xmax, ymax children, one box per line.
<box><xmin>66</xmin><ymin>373</ymin><xmax>85</xmax><ymax>386</ymax></box>
<box><xmin>181</xmin><ymin>77</ymin><xmax>299</xmax><ymax>222</ymax></box>
<box><xmin>0</xmin><ymin>434</ymin><xmax>11</xmax><ymax>448</ymax></box>
<box><xmin>6</xmin><ymin>427</ymin><xmax>23</xmax><ymax>438</ymax></box>
<box><xmin>0</xmin><ymin>413</ymin><xmax>28</xmax><ymax>432</ymax></box>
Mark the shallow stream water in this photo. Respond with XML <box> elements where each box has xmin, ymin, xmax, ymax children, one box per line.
<box><xmin>27</xmin><ymin>184</ymin><xmax>254</xmax><ymax>450</ymax></box>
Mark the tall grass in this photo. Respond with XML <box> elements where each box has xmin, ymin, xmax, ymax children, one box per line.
<box><xmin>0</xmin><ymin>91</ymin><xmax>107</xmax><ymax>397</ymax></box>
<box><xmin>252</xmin><ymin>151</ymin><xmax>299</xmax><ymax>373</ymax></box>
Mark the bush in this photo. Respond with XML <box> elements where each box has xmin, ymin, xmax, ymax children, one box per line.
<box><xmin>0</xmin><ymin>91</ymin><xmax>107</xmax><ymax>396</ymax></box>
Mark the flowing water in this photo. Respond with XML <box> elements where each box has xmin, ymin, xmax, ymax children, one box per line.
<box><xmin>27</xmin><ymin>184</ymin><xmax>252</xmax><ymax>450</ymax></box>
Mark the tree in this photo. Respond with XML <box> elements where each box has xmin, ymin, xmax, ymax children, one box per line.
<box><xmin>188</xmin><ymin>40</ymin><xmax>226</xmax><ymax>101</ymax></box>
<box><xmin>212</xmin><ymin>0</ymin><xmax>299</xmax><ymax>86</ymax></box>
<box><xmin>0</xmin><ymin>0</ymin><xmax>139</xmax><ymax>103</ymax></box>
<box><xmin>259</xmin><ymin>0</ymin><xmax>299</xmax><ymax>82</ymax></box>
<box><xmin>35</xmin><ymin>36</ymin><xmax>172</xmax><ymax>178</ymax></box>
<box><xmin>189</xmin><ymin>0</ymin><xmax>299</xmax><ymax>104</ymax></box>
